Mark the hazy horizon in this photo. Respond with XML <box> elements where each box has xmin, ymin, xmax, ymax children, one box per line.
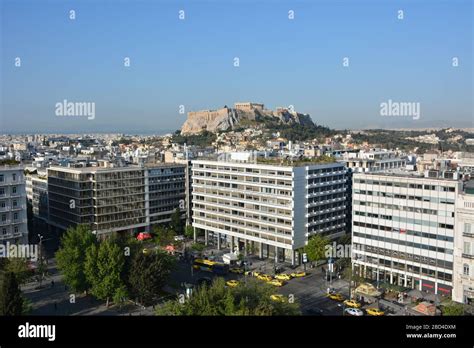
<box><xmin>1</xmin><ymin>0</ymin><xmax>473</xmax><ymax>133</ymax></box>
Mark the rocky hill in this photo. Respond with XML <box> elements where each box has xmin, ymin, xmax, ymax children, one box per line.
<box><xmin>180</xmin><ymin>102</ymin><xmax>314</xmax><ymax>134</ymax></box>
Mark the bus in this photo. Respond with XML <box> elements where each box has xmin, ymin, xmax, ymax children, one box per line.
<box><xmin>193</xmin><ymin>259</ymin><xmax>229</xmax><ymax>275</ymax></box>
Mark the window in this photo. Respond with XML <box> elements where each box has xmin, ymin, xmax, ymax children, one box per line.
<box><xmin>2</xmin><ymin>228</ymin><xmax>6</xmax><ymax>235</ymax></box>
<box><xmin>12</xmin><ymin>186</ymin><xmax>17</xmax><ymax>194</ymax></box>
<box><xmin>0</xmin><ymin>174</ymin><xmax>3</xmax><ymax>182</ymax></box>
<box><xmin>464</xmin><ymin>242</ymin><xmax>471</xmax><ymax>255</ymax></box>
<box><xmin>14</xmin><ymin>226</ymin><xmax>18</xmax><ymax>233</ymax></box>
<box><xmin>1</xmin><ymin>214</ymin><xmax>5</xmax><ymax>222</ymax></box>
<box><xmin>0</xmin><ymin>188</ymin><xmax>4</xmax><ymax>195</ymax></box>
<box><xmin>12</xmin><ymin>173</ymin><xmax>16</xmax><ymax>181</ymax></box>
<box><xmin>465</xmin><ymin>223</ymin><xmax>472</xmax><ymax>234</ymax></box>
<box><xmin>463</xmin><ymin>264</ymin><xmax>469</xmax><ymax>276</ymax></box>
<box><xmin>13</xmin><ymin>212</ymin><xmax>18</xmax><ymax>220</ymax></box>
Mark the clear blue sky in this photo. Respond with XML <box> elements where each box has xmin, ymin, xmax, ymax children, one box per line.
<box><xmin>1</xmin><ymin>0</ymin><xmax>472</xmax><ymax>133</ymax></box>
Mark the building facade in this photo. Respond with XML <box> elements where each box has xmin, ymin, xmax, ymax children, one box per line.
<box><xmin>26</xmin><ymin>173</ymin><xmax>49</xmax><ymax>222</ymax></box>
<box><xmin>351</xmin><ymin>172</ymin><xmax>460</xmax><ymax>296</ymax></box>
<box><xmin>47</xmin><ymin>164</ymin><xmax>186</xmax><ymax>236</ymax></box>
<box><xmin>453</xmin><ymin>186</ymin><xmax>474</xmax><ymax>304</ymax></box>
<box><xmin>0</xmin><ymin>165</ymin><xmax>28</xmax><ymax>244</ymax></box>
<box><xmin>191</xmin><ymin>157</ymin><xmax>347</xmax><ymax>264</ymax></box>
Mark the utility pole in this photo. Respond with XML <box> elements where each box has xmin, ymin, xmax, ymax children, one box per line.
<box><xmin>37</xmin><ymin>234</ymin><xmax>44</xmax><ymax>287</ymax></box>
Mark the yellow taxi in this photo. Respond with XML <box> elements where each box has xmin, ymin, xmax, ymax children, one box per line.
<box><xmin>230</xmin><ymin>268</ymin><xmax>244</xmax><ymax>274</ymax></box>
<box><xmin>366</xmin><ymin>308</ymin><xmax>385</xmax><ymax>316</ymax></box>
<box><xmin>275</xmin><ymin>273</ymin><xmax>292</xmax><ymax>281</ymax></box>
<box><xmin>290</xmin><ymin>271</ymin><xmax>306</xmax><ymax>278</ymax></box>
<box><xmin>343</xmin><ymin>299</ymin><xmax>362</xmax><ymax>308</ymax></box>
<box><xmin>270</xmin><ymin>294</ymin><xmax>285</xmax><ymax>302</ymax></box>
<box><xmin>326</xmin><ymin>293</ymin><xmax>345</xmax><ymax>301</ymax></box>
<box><xmin>226</xmin><ymin>280</ymin><xmax>239</xmax><ymax>287</ymax></box>
<box><xmin>252</xmin><ymin>272</ymin><xmax>262</xmax><ymax>278</ymax></box>
<box><xmin>257</xmin><ymin>274</ymin><xmax>273</xmax><ymax>282</ymax></box>
<box><xmin>267</xmin><ymin>279</ymin><xmax>285</xmax><ymax>287</ymax></box>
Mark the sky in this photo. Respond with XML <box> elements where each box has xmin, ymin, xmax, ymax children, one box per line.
<box><xmin>1</xmin><ymin>0</ymin><xmax>473</xmax><ymax>134</ymax></box>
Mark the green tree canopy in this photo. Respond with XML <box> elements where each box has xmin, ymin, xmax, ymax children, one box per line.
<box><xmin>441</xmin><ymin>301</ymin><xmax>465</xmax><ymax>316</ymax></box>
<box><xmin>128</xmin><ymin>251</ymin><xmax>175</xmax><ymax>305</ymax></box>
<box><xmin>184</xmin><ymin>225</ymin><xmax>194</xmax><ymax>239</ymax></box>
<box><xmin>170</xmin><ymin>208</ymin><xmax>184</xmax><ymax>235</ymax></box>
<box><xmin>0</xmin><ymin>272</ymin><xmax>24</xmax><ymax>315</ymax></box>
<box><xmin>153</xmin><ymin>225</ymin><xmax>176</xmax><ymax>247</ymax></box>
<box><xmin>84</xmin><ymin>239</ymin><xmax>126</xmax><ymax>307</ymax></box>
<box><xmin>2</xmin><ymin>258</ymin><xmax>31</xmax><ymax>285</ymax></box>
<box><xmin>55</xmin><ymin>225</ymin><xmax>98</xmax><ymax>292</ymax></box>
<box><xmin>304</xmin><ymin>234</ymin><xmax>331</xmax><ymax>262</ymax></box>
<box><xmin>156</xmin><ymin>278</ymin><xmax>300</xmax><ymax>316</ymax></box>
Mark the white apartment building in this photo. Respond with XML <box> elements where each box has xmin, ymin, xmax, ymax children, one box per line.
<box><xmin>0</xmin><ymin>165</ymin><xmax>29</xmax><ymax>244</ymax></box>
<box><xmin>343</xmin><ymin>150</ymin><xmax>406</xmax><ymax>173</ymax></box>
<box><xmin>352</xmin><ymin>172</ymin><xmax>460</xmax><ymax>297</ymax></box>
<box><xmin>453</xmin><ymin>183</ymin><xmax>474</xmax><ymax>304</ymax></box>
<box><xmin>191</xmin><ymin>156</ymin><xmax>348</xmax><ymax>265</ymax></box>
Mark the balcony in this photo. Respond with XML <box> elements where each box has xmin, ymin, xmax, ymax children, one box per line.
<box><xmin>463</xmin><ymin>232</ymin><xmax>474</xmax><ymax>238</ymax></box>
<box><xmin>462</xmin><ymin>253</ymin><xmax>474</xmax><ymax>260</ymax></box>
<box><xmin>0</xmin><ymin>219</ymin><xmax>11</xmax><ymax>226</ymax></box>
<box><xmin>11</xmin><ymin>204</ymin><xmax>26</xmax><ymax>211</ymax></box>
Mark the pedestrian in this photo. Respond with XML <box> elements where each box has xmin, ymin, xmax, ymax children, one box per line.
<box><xmin>51</xmin><ymin>280</ymin><xmax>55</xmax><ymax>288</ymax></box>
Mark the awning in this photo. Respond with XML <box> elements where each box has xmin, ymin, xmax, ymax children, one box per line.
<box><xmin>137</xmin><ymin>232</ymin><xmax>152</xmax><ymax>241</ymax></box>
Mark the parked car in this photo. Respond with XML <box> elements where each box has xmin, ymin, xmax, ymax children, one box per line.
<box><xmin>257</xmin><ymin>274</ymin><xmax>273</xmax><ymax>282</ymax></box>
<box><xmin>327</xmin><ymin>293</ymin><xmax>345</xmax><ymax>302</ymax></box>
<box><xmin>366</xmin><ymin>308</ymin><xmax>385</xmax><ymax>316</ymax></box>
<box><xmin>345</xmin><ymin>308</ymin><xmax>364</xmax><ymax>316</ymax></box>
<box><xmin>270</xmin><ymin>294</ymin><xmax>285</xmax><ymax>302</ymax></box>
<box><xmin>343</xmin><ymin>299</ymin><xmax>362</xmax><ymax>308</ymax></box>
<box><xmin>275</xmin><ymin>273</ymin><xmax>292</xmax><ymax>281</ymax></box>
<box><xmin>267</xmin><ymin>279</ymin><xmax>285</xmax><ymax>287</ymax></box>
<box><xmin>291</xmin><ymin>271</ymin><xmax>306</xmax><ymax>278</ymax></box>
<box><xmin>226</xmin><ymin>280</ymin><xmax>239</xmax><ymax>287</ymax></box>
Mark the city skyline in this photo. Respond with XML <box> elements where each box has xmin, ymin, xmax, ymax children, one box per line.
<box><xmin>1</xmin><ymin>0</ymin><xmax>473</xmax><ymax>134</ymax></box>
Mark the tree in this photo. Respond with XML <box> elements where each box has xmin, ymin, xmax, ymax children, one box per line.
<box><xmin>153</xmin><ymin>226</ymin><xmax>176</xmax><ymax>247</ymax></box>
<box><xmin>156</xmin><ymin>278</ymin><xmax>300</xmax><ymax>316</ymax></box>
<box><xmin>304</xmin><ymin>234</ymin><xmax>331</xmax><ymax>262</ymax></box>
<box><xmin>170</xmin><ymin>208</ymin><xmax>184</xmax><ymax>235</ymax></box>
<box><xmin>441</xmin><ymin>301</ymin><xmax>465</xmax><ymax>316</ymax></box>
<box><xmin>184</xmin><ymin>225</ymin><xmax>194</xmax><ymax>239</ymax></box>
<box><xmin>0</xmin><ymin>272</ymin><xmax>24</xmax><ymax>315</ymax></box>
<box><xmin>3</xmin><ymin>258</ymin><xmax>31</xmax><ymax>284</ymax></box>
<box><xmin>84</xmin><ymin>239</ymin><xmax>126</xmax><ymax>307</ymax></box>
<box><xmin>56</xmin><ymin>225</ymin><xmax>97</xmax><ymax>293</ymax></box>
<box><xmin>129</xmin><ymin>251</ymin><xmax>175</xmax><ymax>305</ymax></box>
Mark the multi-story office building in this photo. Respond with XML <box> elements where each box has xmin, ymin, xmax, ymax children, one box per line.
<box><xmin>48</xmin><ymin>163</ymin><xmax>186</xmax><ymax>236</ymax></box>
<box><xmin>146</xmin><ymin>164</ymin><xmax>186</xmax><ymax>226</ymax></box>
<box><xmin>0</xmin><ymin>165</ymin><xmax>28</xmax><ymax>244</ymax></box>
<box><xmin>25</xmin><ymin>173</ymin><xmax>49</xmax><ymax>222</ymax></box>
<box><xmin>191</xmin><ymin>155</ymin><xmax>348</xmax><ymax>265</ymax></box>
<box><xmin>351</xmin><ymin>171</ymin><xmax>460</xmax><ymax>296</ymax></box>
<box><xmin>453</xmin><ymin>181</ymin><xmax>474</xmax><ymax>304</ymax></box>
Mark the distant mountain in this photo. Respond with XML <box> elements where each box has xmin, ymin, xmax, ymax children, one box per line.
<box><xmin>180</xmin><ymin>102</ymin><xmax>314</xmax><ymax>134</ymax></box>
